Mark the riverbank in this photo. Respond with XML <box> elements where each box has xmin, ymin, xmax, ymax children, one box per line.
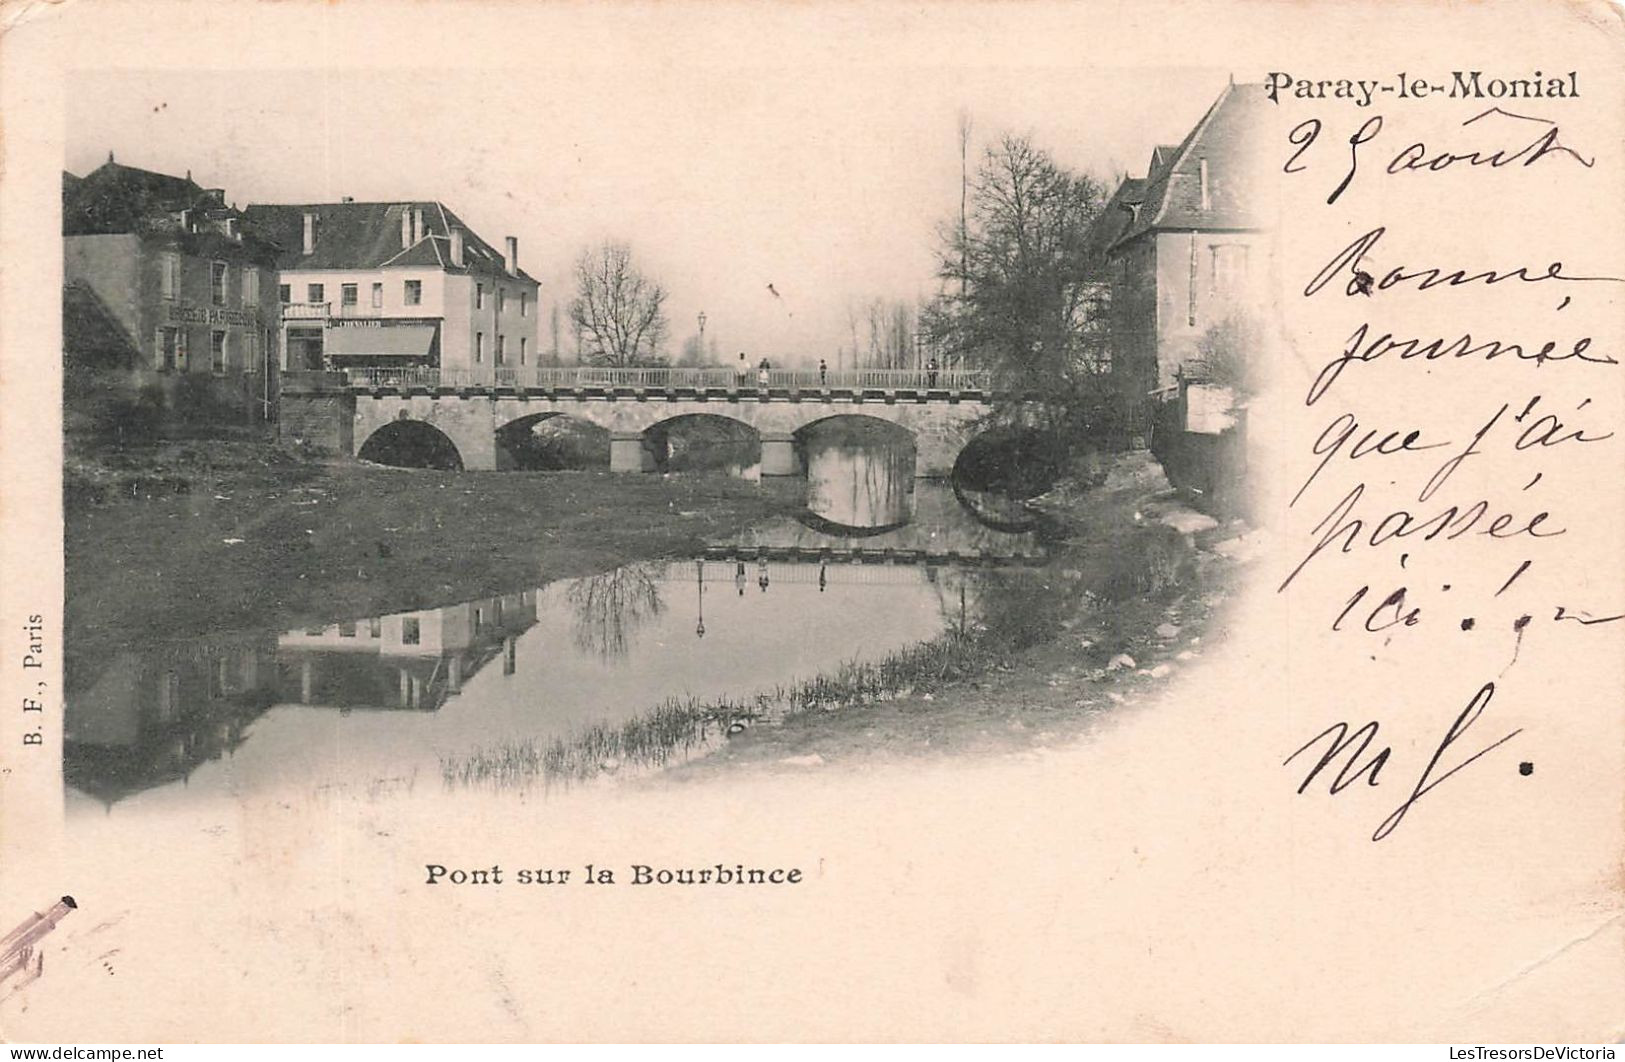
<box><xmin>64</xmin><ymin>440</ymin><xmax>799</xmax><ymax>674</ymax></box>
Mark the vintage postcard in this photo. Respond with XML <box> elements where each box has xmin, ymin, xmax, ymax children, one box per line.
<box><xmin>1</xmin><ymin>0</ymin><xmax>1621</xmax><ymax>1045</ymax></box>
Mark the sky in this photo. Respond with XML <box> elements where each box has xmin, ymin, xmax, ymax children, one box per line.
<box><xmin>66</xmin><ymin>41</ymin><xmax>1225</xmax><ymax>366</ymax></box>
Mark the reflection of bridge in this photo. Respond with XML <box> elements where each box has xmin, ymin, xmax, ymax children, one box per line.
<box><xmin>281</xmin><ymin>368</ymin><xmax>996</xmax><ymax>476</ymax></box>
<box><xmin>718</xmin><ymin>480</ymin><xmax>1044</xmax><ymax>562</ymax></box>
<box><xmin>675</xmin><ymin>559</ymin><xmax>1001</xmax><ymax>587</ymax></box>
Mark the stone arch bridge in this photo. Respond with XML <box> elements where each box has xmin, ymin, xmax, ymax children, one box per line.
<box><xmin>282</xmin><ymin>367</ymin><xmax>999</xmax><ymax>477</ymax></box>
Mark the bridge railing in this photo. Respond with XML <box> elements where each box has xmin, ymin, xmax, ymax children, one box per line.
<box><xmin>342</xmin><ymin>365</ymin><xmax>993</xmax><ymax>393</ymax></box>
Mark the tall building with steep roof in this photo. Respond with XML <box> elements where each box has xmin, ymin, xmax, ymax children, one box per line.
<box><xmin>1084</xmin><ymin>81</ymin><xmax>1269</xmax><ymax>510</ymax></box>
<box><xmin>1090</xmin><ymin>81</ymin><xmax>1269</xmax><ymax>400</ymax></box>
<box><xmin>242</xmin><ymin>201</ymin><xmax>540</xmax><ymax>380</ymax></box>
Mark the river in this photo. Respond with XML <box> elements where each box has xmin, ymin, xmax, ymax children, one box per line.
<box><xmin>62</xmin><ymin>433</ymin><xmax>1042</xmax><ymax>812</ymax></box>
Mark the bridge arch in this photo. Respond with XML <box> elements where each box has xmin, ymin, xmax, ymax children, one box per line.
<box><xmin>494</xmin><ymin>411</ymin><xmax>611</xmax><ymax>470</ymax></box>
<box><xmin>357</xmin><ymin>419</ymin><xmax>465</xmax><ymax>471</ymax></box>
<box><xmin>335</xmin><ymin>385</ymin><xmax>989</xmax><ymax>474</ymax></box>
<box><xmin>641</xmin><ymin>412</ymin><xmax>761</xmax><ymax>475</ymax></box>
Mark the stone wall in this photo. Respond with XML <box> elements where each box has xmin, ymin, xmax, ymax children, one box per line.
<box><xmin>279</xmin><ymin>374</ymin><xmax>355</xmax><ymax>454</ymax></box>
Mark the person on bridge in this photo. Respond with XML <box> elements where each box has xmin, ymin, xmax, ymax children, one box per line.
<box><xmin>735</xmin><ymin>352</ymin><xmax>749</xmax><ymax>389</ymax></box>
<box><xmin>757</xmin><ymin>358</ymin><xmax>771</xmax><ymax>389</ymax></box>
<box><xmin>926</xmin><ymin>356</ymin><xmax>939</xmax><ymax>388</ymax></box>
<box><xmin>818</xmin><ymin>358</ymin><xmax>828</xmax><ymax>386</ymax></box>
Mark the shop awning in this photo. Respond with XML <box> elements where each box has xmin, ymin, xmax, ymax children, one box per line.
<box><xmin>325</xmin><ymin>323</ymin><xmax>437</xmax><ymax>359</ymax></box>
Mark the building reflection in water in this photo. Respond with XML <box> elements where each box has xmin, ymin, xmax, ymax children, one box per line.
<box><xmin>63</xmin><ymin>636</ymin><xmax>279</xmax><ymax>807</ymax></box>
<box><xmin>64</xmin><ymin>590</ymin><xmax>539</xmax><ymax>806</ymax></box>
<box><xmin>276</xmin><ymin>589</ymin><xmax>538</xmax><ymax>709</ymax></box>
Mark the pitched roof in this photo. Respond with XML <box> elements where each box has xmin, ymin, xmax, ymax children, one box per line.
<box><xmin>63</xmin><ymin>159</ymin><xmax>216</xmax><ymax>236</ymax></box>
<box><xmin>1112</xmin><ymin>81</ymin><xmax>1268</xmax><ymax>248</ymax></box>
<box><xmin>1149</xmin><ymin>144</ymin><xmax>1181</xmax><ymax>175</ymax></box>
<box><xmin>1082</xmin><ymin>176</ymin><xmax>1147</xmax><ymax>267</ymax></box>
<box><xmin>241</xmin><ymin>200</ymin><xmax>537</xmax><ymax>283</ymax></box>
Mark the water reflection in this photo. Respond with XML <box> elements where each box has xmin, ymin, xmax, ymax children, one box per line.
<box><xmin>567</xmin><ymin>564</ymin><xmax>664</xmax><ymax>658</ymax></box>
<box><xmin>64</xmin><ymin>427</ymin><xmax>1050</xmax><ymax>807</ymax></box>
<box><xmin>803</xmin><ymin>433</ymin><xmax>916</xmax><ymax>530</ymax></box>
<box><xmin>63</xmin><ymin>555</ymin><xmax>1005</xmax><ymax>809</ymax></box>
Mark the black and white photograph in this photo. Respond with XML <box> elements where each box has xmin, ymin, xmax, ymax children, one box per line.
<box><xmin>1</xmin><ymin>0</ymin><xmax>1621</xmax><ymax>1046</ymax></box>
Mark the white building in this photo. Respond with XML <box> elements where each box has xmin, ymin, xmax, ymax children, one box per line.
<box><xmin>243</xmin><ymin>200</ymin><xmax>540</xmax><ymax>380</ymax></box>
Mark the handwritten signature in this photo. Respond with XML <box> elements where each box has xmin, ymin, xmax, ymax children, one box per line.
<box><xmin>1284</xmin><ymin>682</ymin><xmax>1521</xmax><ymax>842</ymax></box>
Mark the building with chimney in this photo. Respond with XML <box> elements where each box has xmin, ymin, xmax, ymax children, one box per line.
<box><xmin>241</xmin><ymin>201</ymin><xmax>539</xmax><ymax>380</ymax></box>
<box><xmin>62</xmin><ymin>155</ymin><xmax>284</xmax><ymax>431</ymax></box>
<box><xmin>1093</xmin><ymin>81</ymin><xmax>1268</xmax><ymax>397</ymax></box>
<box><xmin>1088</xmin><ymin>81</ymin><xmax>1268</xmax><ymax>509</ymax></box>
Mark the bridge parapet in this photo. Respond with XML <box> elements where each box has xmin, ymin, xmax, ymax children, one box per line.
<box><xmin>342</xmin><ymin>365</ymin><xmax>993</xmax><ymax>401</ymax></box>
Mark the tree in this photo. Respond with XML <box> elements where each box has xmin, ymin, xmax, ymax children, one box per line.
<box><xmin>860</xmin><ymin>297</ymin><xmax>915</xmax><ymax>368</ymax></box>
<box><xmin>569</xmin><ymin>241</ymin><xmax>669</xmax><ymax>366</ymax></box>
<box><xmin>924</xmin><ymin>134</ymin><xmax>1118</xmax><ymax>444</ymax></box>
<box><xmin>676</xmin><ymin>333</ymin><xmax>710</xmax><ymax>366</ymax></box>
<box><xmin>1193</xmin><ymin>313</ymin><xmax>1265</xmax><ymax>397</ymax></box>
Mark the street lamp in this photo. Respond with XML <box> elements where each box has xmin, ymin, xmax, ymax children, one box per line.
<box><xmin>695</xmin><ymin>559</ymin><xmax>706</xmax><ymax>638</ymax></box>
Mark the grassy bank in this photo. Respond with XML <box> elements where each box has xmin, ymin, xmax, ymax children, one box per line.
<box><xmin>65</xmin><ymin>440</ymin><xmax>799</xmax><ymax>673</ymax></box>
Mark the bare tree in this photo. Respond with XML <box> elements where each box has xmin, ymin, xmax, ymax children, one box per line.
<box><xmin>857</xmin><ymin>297</ymin><xmax>915</xmax><ymax>368</ymax></box>
<box><xmin>569</xmin><ymin>241</ymin><xmax>669</xmax><ymax>366</ymax></box>
<box><xmin>568</xmin><ymin>564</ymin><xmax>665</xmax><ymax>659</ymax></box>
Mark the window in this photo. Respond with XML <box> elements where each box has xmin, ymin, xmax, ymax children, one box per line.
<box><xmin>307</xmin><ymin>282</ymin><xmax>325</xmax><ymax>304</ymax></box>
<box><xmin>211</xmin><ymin>330</ymin><xmax>227</xmax><ymax>374</ymax></box>
<box><xmin>475</xmin><ymin>332</ymin><xmax>484</xmax><ymax>364</ymax></box>
<box><xmin>175</xmin><ymin>329</ymin><xmax>188</xmax><ymax>370</ymax></box>
<box><xmin>1210</xmin><ymin>244</ymin><xmax>1250</xmax><ymax>295</ymax></box>
<box><xmin>278</xmin><ymin>283</ymin><xmax>291</xmax><ymax>304</ymax></box>
<box><xmin>246</xmin><ymin>330</ymin><xmax>259</xmax><ymax>373</ymax></box>
<box><xmin>371</xmin><ymin>282</ymin><xmax>383</xmax><ymax>308</ymax></box>
<box><xmin>341</xmin><ymin>283</ymin><xmax>358</xmax><ymax>307</ymax></box>
<box><xmin>476</xmin><ymin>283</ymin><xmax>485</xmax><ymax>310</ymax></box>
<box><xmin>495</xmin><ymin>334</ymin><xmax>506</xmax><ymax>366</ymax></box>
<box><xmin>520</xmin><ymin>337</ymin><xmax>528</xmax><ymax>365</ymax></box>
<box><xmin>211</xmin><ymin>261</ymin><xmax>228</xmax><ymax>306</ymax></box>
<box><xmin>242</xmin><ymin>271</ymin><xmax>259</xmax><ymax>306</ymax></box>
<box><xmin>520</xmin><ymin>291</ymin><xmax>528</xmax><ymax>317</ymax></box>
<box><xmin>401</xmin><ymin>618</ymin><xmax>421</xmax><ymax>646</ymax></box>
<box><xmin>158</xmin><ymin>327</ymin><xmax>181</xmax><ymax>371</ymax></box>
<box><xmin>404</xmin><ymin>279</ymin><xmax>422</xmax><ymax>305</ymax></box>
<box><xmin>338</xmin><ymin>621</ymin><xmax>356</xmax><ymax>638</ymax></box>
<box><xmin>497</xmin><ymin>288</ymin><xmax>506</xmax><ymax>314</ymax></box>
<box><xmin>368</xmin><ymin>617</ymin><xmax>381</xmax><ymax>639</ymax></box>
<box><xmin>160</xmin><ymin>253</ymin><xmax>181</xmax><ymax>300</ymax></box>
